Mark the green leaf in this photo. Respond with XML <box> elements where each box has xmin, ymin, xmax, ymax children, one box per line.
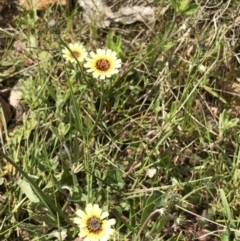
<box><xmin>219</xmin><ymin>189</ymin><xmax>236</xmax><ymax>228</ymax></box>
<box><xmin>168</xmin><ymin>0</ymin><xmax>178</xmax><ymax>10</ymax></box>
<box><xmin>106</xmin><ymin>30</ymin><xmax>122</xmax><ymax>54</ymax></box>
<box><xmin>201</xmin><ymin>85</ymin><xmax>226</xmax><ymax>104</ymax></box>
<box><xmin>221</xmin><ymin>230</ymin><xmax>231</xmax><ymax>241</ymax></box>
<box><xmin>106</xmin><ymin>169</ymin><xmax>125</xmax><ymax>189</ymax></box>
<box><xmin>140</xmin><ymin>193</ymin><xmax>156</xmax><ymax>226</ymax></box>
<box><xmin>28</xmin><ymin>34</ymin><xmax>37</xmax><ymax>48</ymax></box>
<box><xmin>0</xmin><ymin>64</ymin><xmax>17</xmax><ymax>78</ymax></box>
<box><xmin>29</xmin><ymin>214</ymin><xmax>56</xmax><ymax>228</ymax></box>
<box><xmin>183</xmin><ymin>3</ymin><xmax>199</xmax><ymax>15</ymax></box>
<box><xmin>163</xmin><ymin>21</ymin><xmax>178</xmax><ymax>39</ymax></box>
<box><xmin>18</xmin><ymin>179</ymin><xmax>40</xmax><ymax>203</ymax></box>
<box><xmin>163</xmin><ymin>41</ymin><xmax>175</xmax><ymax>51</ymax></box>
<box><xmin>58</xmin><ymin>123</ymin><xmax>71</xmax><ymax>136</ymax></box>
<box><xmin>178</xmin><ymin>0</ymin><xmax>190</xmax><ymax>12</ymax></box>
<box><xmin>0</xmin><ymin>177</ymin><xmax>4</xmax><ymax>185</ymax></box>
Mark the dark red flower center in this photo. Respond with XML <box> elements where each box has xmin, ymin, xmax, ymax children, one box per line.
<box><xmin>95</xmin><ymin>59</ymin><xmax>111</xmax><ymax>71</ymax></box>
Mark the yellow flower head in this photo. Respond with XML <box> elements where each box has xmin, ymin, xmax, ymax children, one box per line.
<box><xmin>84</xmin><ymin>49</ymin><xmax>122</xmax><ymax>80</ymax></box>
<box><xmin>74</xmin><ymin>203</ymin><xmax>116</xmax><ymax>241</ymax></box>
<box><xmin>62</xmin><ymin>43</ymin><xmax>87</xmax><ymax>63</ymax></box>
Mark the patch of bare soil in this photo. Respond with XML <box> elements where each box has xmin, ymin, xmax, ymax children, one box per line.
<box><xmin>0</xmin><ymin>0</ymin><xmax>18</xmax><ymax>27</ymax></box>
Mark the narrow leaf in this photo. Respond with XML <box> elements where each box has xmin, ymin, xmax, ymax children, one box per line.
<box><xmin>184</xmin><ymin>3</ymin><xmax>199</xmax><ymax>15</ymax></box>
<box><xmin>19</xmin><ymin>179</ymin><xmax>40</xmax><ymax>203</ymax></box>
<box><xmin>219</xmin><ymin>189</ymin><xmax>236</xmax><ymax>228</ymax></box>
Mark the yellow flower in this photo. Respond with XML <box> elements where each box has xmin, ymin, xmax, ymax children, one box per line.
<box><xmin>74</xmin><ymin>203</ymin><xmax>116</xmax><ymax>241</ymax></box>
<box><xmin>84</xmin><ymin>49</ymin><xmax>122</xmax><ymax>79</ymax></box>
<box><xmin>62</xmin><ymin>43</ymin><xmax>87</xmax><ymax>63</ymax></box>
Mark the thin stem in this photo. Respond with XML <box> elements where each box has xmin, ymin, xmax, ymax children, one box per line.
<box><xmin>134</xmin><ymin>209</ymin><xmax>164</xmax><ymax>241</ymax></box>
<box><xmin>176</xmin><ymin>205</ymin><xmax>240</xmax><ymax>234</ymax></box>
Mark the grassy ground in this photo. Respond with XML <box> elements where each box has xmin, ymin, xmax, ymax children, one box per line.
<box><xmin>1</xmin><ymin>0</ymin><xmax>240</xmax><ymax>240</ymax></box>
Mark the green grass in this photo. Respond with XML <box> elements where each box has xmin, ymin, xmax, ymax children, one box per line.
<box><xmin>1</xmin><ymin>0</ymin><xmax>240</xmax><ymax>240</ymax></box>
